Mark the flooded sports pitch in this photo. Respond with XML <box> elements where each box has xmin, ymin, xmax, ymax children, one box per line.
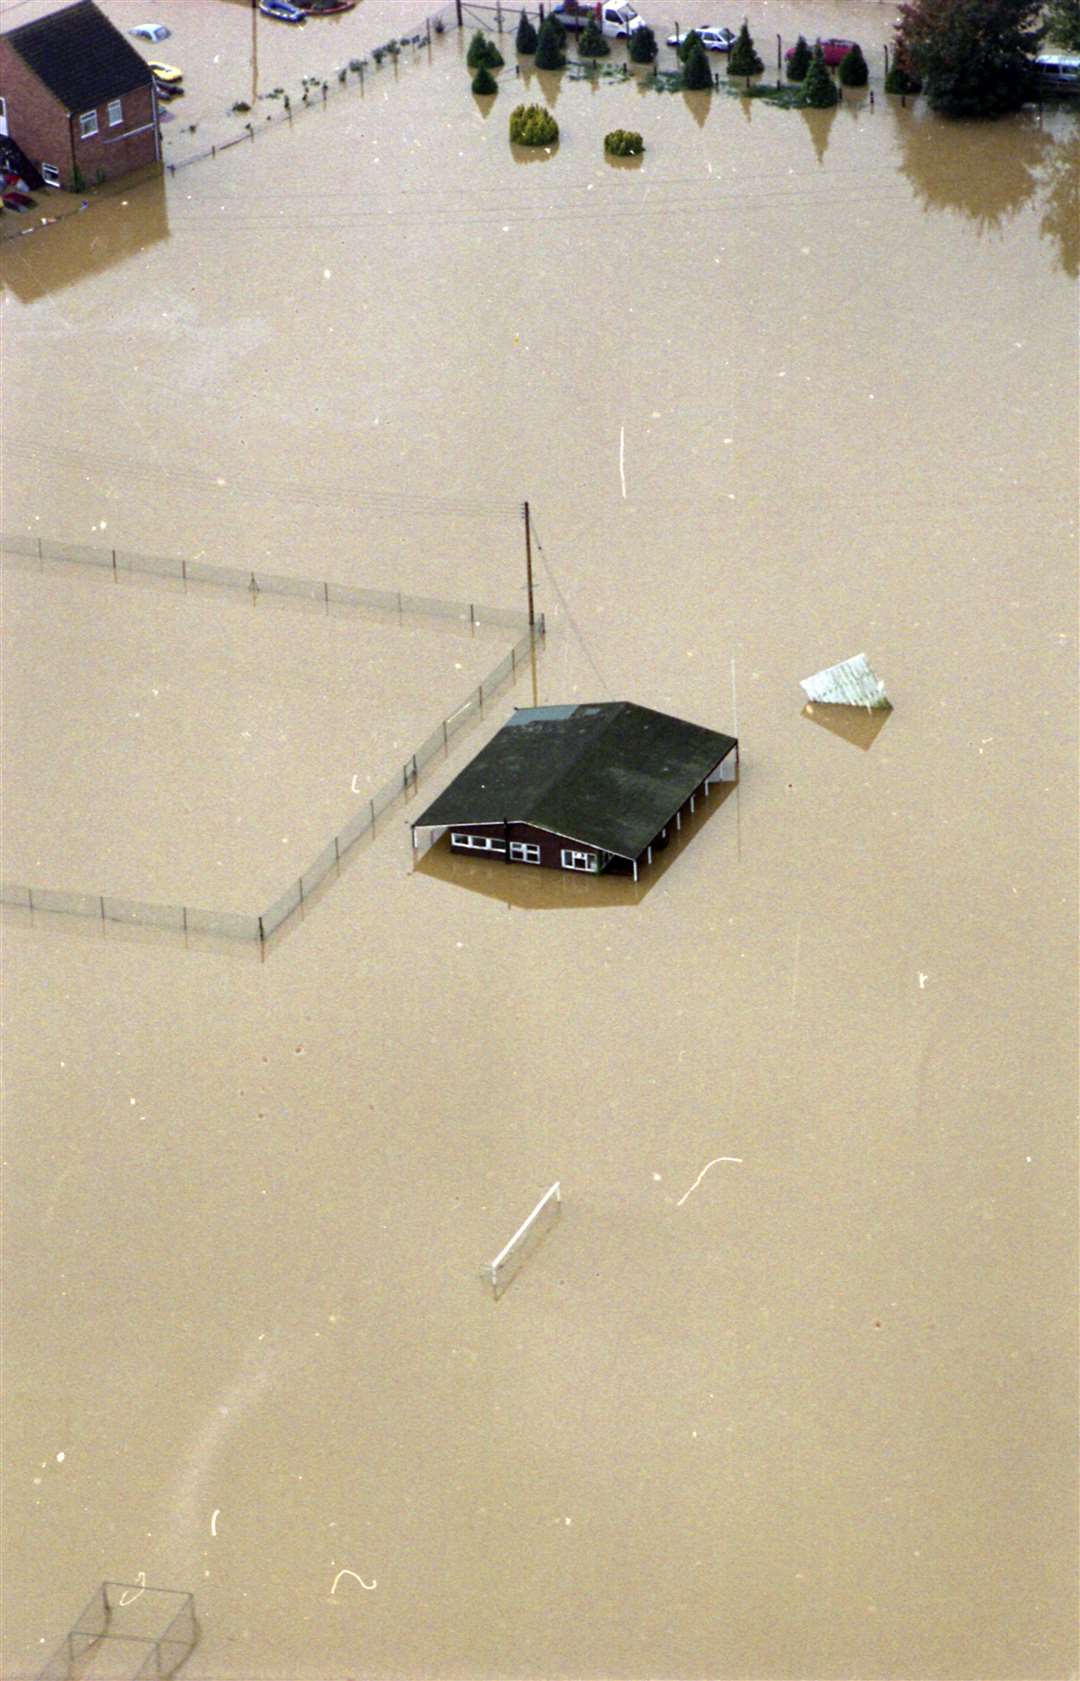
<box><xmin>2</xmin><ymin>1</ymin><xmax>1077</xmax><ymax>1676</ymax></box>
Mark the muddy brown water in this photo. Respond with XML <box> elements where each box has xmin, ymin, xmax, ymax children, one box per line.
<box><xmin>2</xmin><ymin>2</ymin><xmax>1077</xmax><ymax>1676</ymax></box>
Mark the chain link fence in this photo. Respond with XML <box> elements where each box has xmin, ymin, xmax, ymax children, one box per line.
<box><xmin>2</xmin><ymin>593</ymin><xmax>544</xmax><ymax>946</ymax></box>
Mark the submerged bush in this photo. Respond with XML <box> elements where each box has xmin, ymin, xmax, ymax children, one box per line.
<box><xmin>801</xmin><ymin>42</ymin><xmax>839</xmax><ymax>105</ymax></box>
<box><xmin>838</xmin><ymin>43</ymin><xmax>869</xmax><ymax>86</ymax></box>
<box><xmin>509</xmin><ymin>101</ymin><xmax>559</xmax><ymax>143</ymax></box>
<box><xmin>579</xmin><ymin>18</ymin><xmax>611</xmax><ymax>57</ymax></box>
<box><xmin>676</xmin><ymin>28</ymin><xmax>703</xmax><ymax>62</ymax></box>
<box><xmin>534</xmin><ymin>16</ymin><xmax>567</xmax><ymax>69</ymax></box>
<box><xmin>516</xmin><ymin>8</ymin><xmax>538</xmax><ymax>52</ymax></box>
<box><xmin>884</xmin><ymin>62</ymin><xmax>922</xmax><ymax>93</ymax></box>
<box><xmin>786</xmin><ymin>35</ymin><xmax>811</xmax><ymax>81</ymax></box>
<box><xmin>628</xmin><ymin>23</ymin><xmax>657</xmax><ymax>61</ymax></box>
<box><xmin>682</xmin><ymin>39</ymin><xmax>714</xmax><ymax>89</ymax></box>
<box><xmin>604</xmin><ymin>127</ymin><xmax>644</xmax><ymax>154</ymax></box>
<box><xmin>727</xmin><ymin>20</ymin><xmax>764</xmax><ymax>76</ymax></box>
<box><xmin>472</xmin><ymin>63</ymin><xmax>498</xmax><ymax>93</ymax></box>
<box><xmin>467</xmin><ymin>30</ymin><xmax>502</xmax><ymax>68</ymax></box>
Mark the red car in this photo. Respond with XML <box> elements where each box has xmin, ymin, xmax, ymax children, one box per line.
<box><xmin>786</xmin><ymin>36</ymin><xmax>859</xmax><ymax>67</ymax></box>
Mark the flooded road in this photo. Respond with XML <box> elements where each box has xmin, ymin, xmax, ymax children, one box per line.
<box><xmin>2</xmin><ymin>2</ymin><xmax>1076</xmax><ymax>1676</ymax></box>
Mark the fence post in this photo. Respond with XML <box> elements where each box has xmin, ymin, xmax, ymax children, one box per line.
<box><xmin>334</xmin><ymin>834</ymin><xmax>340</xmax><ymax>862</ymax></box>
<box><xmin>470</xmin><ymin>602</ymin><xmax>476</xmax><ymax>628</ymax></box>
<box><xmin>370</xmin><ymin>798</ymin><xmax>375</xmax><ymax>827</ymax></box>
<box><xmin>100</xmin><ymin>895</ymin><xmax>106</xmax><ymax>921</ymax></box>
<box><xmin>37</xmin><ymin>536</ymin><xmax>43</xmax><ymax>560</ymax></box>
<box><xmin>497</xmin><ymin>1</ymin><xmax>503</xmax><ymax>30</ymax></box>
<box><xmin>258</xmin><ymin>914</ymin><xmax>265</xmax><ymax>942</ymax></box>
<box><xmin>456</xmin><ymin>0</ymin><xmax>463</xmax><ymax>25</ymax></box>
<box><xmin>27</xmin><ymin>887</ymin><xmax>34</xmax><ymax>912</ymax></box>
<box><xmin>443</xmin><ymin>718</ymin><xmax>449</xmax><ymax>745</ymax></box>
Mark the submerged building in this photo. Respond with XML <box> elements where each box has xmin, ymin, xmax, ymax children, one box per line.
<box><xmin>411</xmin><ymin>701</ymin><xmax>738</xmax><ymax>882</ymax></box>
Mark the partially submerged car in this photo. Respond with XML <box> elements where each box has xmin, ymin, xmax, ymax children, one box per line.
<box><xmin>666</xmin><ymin>26</ymin><xmax>736</xmax><ymax>51</ymax></box>
<box><xmin>147</xmin><ymin>60</ymin><xmax>183</xmax><ymax>83</ymax></box>
<box><xmin>131</xmin><ymin>23</ymin><xmax>170</xmax><ymax>42</ymax></box>
<box><xmin>260</xmin><ymin>0</ymin><xmax>307</xmax><ymax>19</ymax></box>
<box><xmin>786</xmin><ymin>35</ymin><xmax>860</xmax><ymax>66</ymax></box>
<box><xmin>550</xmin><ymin>2</ymin><xmax>648</xmax><ymax>37</ymax></box>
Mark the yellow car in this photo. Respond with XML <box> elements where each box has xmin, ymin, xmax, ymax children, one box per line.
<box><xmin>148</xmin><ymin>61</ymin><xmax>183</xmax><ymax>83</ymax></box>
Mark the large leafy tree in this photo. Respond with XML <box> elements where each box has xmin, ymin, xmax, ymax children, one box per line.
<box><xmin>1044</xmin><ymin>0</ymin><xmax>1080</xmax><ymax>49</ymax></box>
<box><xmin>893</xmin><ymin>0</ymin><xmax>1044</xmax><ymax>115</ymax></box>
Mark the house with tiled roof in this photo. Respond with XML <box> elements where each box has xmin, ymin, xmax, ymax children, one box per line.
<box><xmin>0</xmin><ymin>0</ymin><xmax>159</xmax><ymax>191</ymax></box>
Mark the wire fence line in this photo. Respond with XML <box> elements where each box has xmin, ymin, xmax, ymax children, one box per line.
<box><xmin>1</xmin><ymin>618</ymin><xmax>545</xmax><ymax>948</ymax></box>
<box><xmin>163</xmin><ymin>5</ymin><xmax>459</xmax><ymax>176</ymax></box>
<box><xmin>0</xmin><ymin>531</ymin><xmax>532</xmax><ymax>630</ymax></box>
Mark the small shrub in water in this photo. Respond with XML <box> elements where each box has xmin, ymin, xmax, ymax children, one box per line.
<box><xmin>467</xmin><ymin>30</ymin><xmax>491</xmax><ymax>67</ymax></box>
<box><xmin>628</xmin><ymin>23</ymin><xmax>657</xmax><ymax>61</ymax></box>
<box><xmin>472</xmin><ymin>62</ymin><xmax>498</xmax><ymax>94</ymax></box>
<box><xmin>579</xmin><ymin>18</ymin><xmax>611</xmax><ymax>57</ymax></box>
<box><xmin>727</xmin><ymin>20</ymin><xmax>764</xmax><ymax>76</ymax></box>
<box><xmin>231</xmin><ymin>99</ymin><xmax>251</xmax><ymax>112</ymax></box>
<box><xmin>801</xmin><ymin>42</ymin><xmax>839</xmax><ymax>106</ymax></box>
<box><xmin>838</xmin><ymin>43</ymin><xmax>868</xmax><ymax>87</ymax></box>
<box><xmin>604</xmin><ymin>127</ymin><xmax>644</xmax><ymax>155</ymax></box>
<box><xmin>509</xmin><ymin>101</ymin><xmax>559</xmax><ymax>143</ymax></box>
<box><xmin>534</xmin><ymin>16</ymin><xmax>567</xmax><ymax>69</ymax></box>
<box><xmin>786</xmin><ymin>35</ymin><xmax>811</xmax><ymax>81</ymax></box>
<box><xmin>516</xmin><ymin>9</ymin><xmax>538</xmax><ymax>53</ymax></box>
<box><xmin>884</xmin><ymin>62</ymin><xmax>921</xmax><ymax>93</ymax></box>
<box><xmin>682</xmin><ymin>39</ymin><xmax>714</xmax><ymax>89</ymax></box>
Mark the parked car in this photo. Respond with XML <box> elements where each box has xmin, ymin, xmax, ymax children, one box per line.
<box><xmin>1030</xmin><ymin>52</ymin><xmax>1080</xmax><ymax>93</ymax></box>
<box><xmin>786</xmin><ymin>35</ymin><xmax>859</xmax><ymax>66</ymax></box>
<box><xmin>666</xmin><ymin>25</ymin><xmax>736</xmax><ymax>51</ymax></box>
<box><xmin>260</xmin><ymin>0</ymin><xmax>307</xmax><ymax>19</ymax></box>
<box><xmin>550</xmin><ymin>2</ymin><xmax>648</xmax><ymax>37</ymax></box>
<box><xmin>131</xmin><ymin>23</ymin><xmax>170</xmax><ymax>41</ymax></box>
<box><xmin>147</xmin><ymin>60</ymin><xmax>183</xmax><ymax>83</ymax></box>
<box><xmin>3</xmin><ymin>190</ymin><xmax>36</xmax><ymax>212</ymax></box>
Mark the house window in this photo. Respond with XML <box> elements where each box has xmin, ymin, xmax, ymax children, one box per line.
<box><xmin>560</xmin><ymin>848</ymin><xmax>598</xmax><ymax>873</ymax></box>
<box><xmin>107</xmin><ymin>99</ymin><xmax>123</xmax><ymax>126</ymax></box>
<box><xmin>451</xmin><ymin>832</ymin><xmax>506</xmax><ymax>854</ymax></box>
<box><xmin>509</xmin><ymin>842</ymin><xmax>541</xmax><ymax>864</ymax></box>
<box><xmin>41</xmin><ymin>164</ymin><xmax>61</xmax><ymax>188</ymax></box>
<box><xmin>79</xmin><ymin>109</ymin><xmax>99</xmax><ymax>138</ymax></box>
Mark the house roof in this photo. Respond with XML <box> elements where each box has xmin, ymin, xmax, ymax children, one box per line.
<box><xmin>3</xmin><ymin>1</ymin><xmax>152</xmax><ymax>111</ymax></box>
<box><xmin>412</xmin><ymin>702</ymin><xmax>737</xmax><ymax>860</ymax></box>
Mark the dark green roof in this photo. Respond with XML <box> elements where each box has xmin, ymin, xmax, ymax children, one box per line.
<box><xmin>412</xmin><ymin>702</ymin><xmax>737</xmax><ymax>860</ymax></box>
<box><xmin>4</xmin><ymin>1</ymin><xmax>152</xmax><ymax>111</ymax></box>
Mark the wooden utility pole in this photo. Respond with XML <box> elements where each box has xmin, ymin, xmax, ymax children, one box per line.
<box><xmin>523</xmin><ymin>499</ymin><xmax>535</xmax><ymax>630</ymax></box>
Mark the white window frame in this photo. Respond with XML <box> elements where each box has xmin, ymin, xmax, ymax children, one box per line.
<box><xmin>107</xmin><ymin>98</ymin><xmax>123</xmax><ymax>126</ymax></box>
<box><xmin>560</xmin><ymin>848</ymin><xmax>598</xmax><ymax>873</ymax></box>
<box><xmin>509</xmin><ymin>842</ymin><xmax>541</xmax><ymax>865</ymax></box>
<box><xmin>451</xmin><ymin>832</ymin><xmax>506</xmax><ymax>854</ymax></box>
<box><xmin>40</xmin><ymin>163</ymin><xmax>61</xmax><ymax>188</ymax></box>
<box><xmin>79</xmin><ymin>109</ymin><xmax>99</xmax><ymax>138</ymax></box>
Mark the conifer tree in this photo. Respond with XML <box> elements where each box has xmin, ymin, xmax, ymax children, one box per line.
<box><xmin>472</xmin><ymin>62</ymin><xmax>498</xmax><ymax>93</ymax></box>
<box><xmin>516</xmin><ymin>8</ymin><xmax>538</xmax><ymax>53</ymax></box>
<box><xmin>786</xmin><ymin>35</ymin><xmax>811</xmax><ymax>81</ymax></box>
<box><xmin>727</xmin><ymin>20</ymin><xmax>764</xmax><ymax>76</ymax></box>
<box><xmin>677</xmin><ymin>28</ymin><xmax>703</xmax><ymax>61</ymax></box>
<box><xmin>801</xmin><ymin>41</ymin><xmax>839</xmax><ymax>105</ymax></box>
<box><xmin>534</xmin><ymin>15</ymin><xmax>567</xmax><ymax>69</ymax></box>
<box><xmin>682</xmin><ymin>38</ymin><xmax>714</xmax><ymax>88</ymax></box>
<box><xmin>579</xmin><ymin>17</ymin><xmax>610</xmax><ymax>57</ymax></box>
<box><xmin>838</xmin><ymin>42</ymin><xmax>869</xmax><ymax>85</ymax></box>
<box><xmin>628</xmin><ymin>23</ymin><xmax>657</xmax><ymax>61</ymax></box>
<box><xmin>467</xmin><ymin>29</ymin><xmax>491</xmax><ymax>68</ymax></box>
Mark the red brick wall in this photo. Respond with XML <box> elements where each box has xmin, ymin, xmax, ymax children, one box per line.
<box><xmin>0</xmin><ymin>38</ymin><xmax>73</xmax><ymax>183</ymax></box>
<box><xmin>73</xmin><ymin>83</ymin><xmax>158</xmax><ymax>186</ymax></box>
<box><xmin>0</xmin><ymin>41</ymin><xmax>157</xmax><ymax>188</ymax></box>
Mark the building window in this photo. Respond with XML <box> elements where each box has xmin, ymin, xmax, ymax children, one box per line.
<box><xmin>107</xmin><ymin>99</ymin><xmax>123</xmax><ymax>126</ymax></box>
<box><xmin>41</xmin><ymin>164</ymin><xmax>61</xmax><ymax>188</ymax></box>
<box><xmin>509</xmin><ymin>842</ymin><xmax>541</xmax><ymax>865</ymax></box>
<box><xmin>79</xmin><ymin>109</ymin><xmax>99</xmax><ymax>138</ymax></box>
<box><xmin>560</xmin><ymin>848</ymin><xmax>598</xmax><ymax>873</ymax></box>
<box><xmin>451</xmin><ymin>832</ymin><xmax>506</xmax><ymax>854</ymax></box>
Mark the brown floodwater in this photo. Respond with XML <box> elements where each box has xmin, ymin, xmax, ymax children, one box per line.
<box><xmin>2</xmin><ymin>1</ymin><xmax>1077</xmax><ymax>1676</ymax></box>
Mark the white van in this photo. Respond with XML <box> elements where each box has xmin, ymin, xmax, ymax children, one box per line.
<box><xmin>1031</xmin><ymin>52</ymin><xmax>1080</xmax><ymax>93</ymax></box>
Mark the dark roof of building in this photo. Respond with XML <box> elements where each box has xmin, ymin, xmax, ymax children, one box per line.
<box><xmin>3</xmin><ymin>1</ymin><xmax>152</xmax><ymax>110</ymax></box>
<box><xmin>412</xmin><ymin>702</ymin><xmax>737</xmax><ymax>860</ymax></box>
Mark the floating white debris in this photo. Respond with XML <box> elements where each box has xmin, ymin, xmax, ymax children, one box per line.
<box><xmin>800</xmin><ymin>653</ymin><xmax>891</xmax><ymax>711</ymax></box>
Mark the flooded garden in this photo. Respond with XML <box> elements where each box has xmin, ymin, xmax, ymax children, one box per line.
<box><xmin>2</xmin><ymin>0</ymin><xmax>1076</xmax><ymax>1675</ymax></box>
